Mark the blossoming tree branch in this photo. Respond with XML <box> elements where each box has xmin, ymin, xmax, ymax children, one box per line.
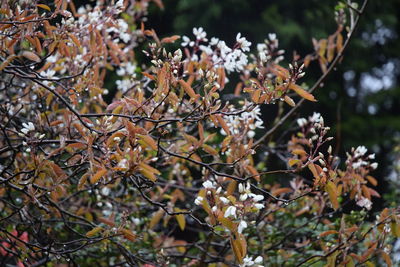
<box><xmin>0</xmin><ymin>0</ymin><xmax>398</xmax><ymax>266</ymax></box>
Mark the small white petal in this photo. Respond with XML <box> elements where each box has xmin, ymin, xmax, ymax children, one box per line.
<box><xmin>254</xmin><ymin>256</ymin><xmax>263</xmax><ymax>264</ymax></box>
<box><xmin>252</xmin><ymin>194</ymin><xmax>264</xmax><ymax>202</ymax></box>
<box><xmin>238</xmin><ymin>220</ymin><xmax>247</xmax><ymax>234</ymax></box>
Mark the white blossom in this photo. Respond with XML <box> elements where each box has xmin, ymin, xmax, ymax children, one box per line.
<box><xmin>356</xmin><ymin>197</ymin><xmax>372</xmax><ymax>210</ymax></box>
<box><xmin>297</xmin><ymin>118</ymin><xmax>307</xmax><ymax>127</ymax></box>
<box><xmin>268</xmin><ymin>33</ymin><xmax>277</xmax><ymax>41</ymax></box>
<box><xmin>310</xmin><ymin>112</ymin><xmax>322</xmax><ymax>123</ymax></box>
<box><xmin>371</xmin><ymin>162</ymin><xmax>378</xmax><ymax>169</ymax></box>
<box><xmin>210</xmin><ymin>37</ymin><xmax>219</xmax><ymax>45</ymax></box>
<box><xmin>117</xmin><ymin>158</ymin><xmax>129</xmax><ymax>170</ymax></box>
<box><xmin>354</xmin><ymin>146</ymin><xmax>368</xmax><ymax>157</ymax></box>
<box><xmin>219</xmin><ymin>197</ymin><xmax>229</xmax><ymax>204</ymax></box>
<box><xmin>21</xmin><ymin>122</ymin><xmax>35</xmax><ymax>135</ymax></box>
<box><xmin>236</xmin><ymin>33</ymin><xmax>252</xmax><ymax>52</ymax></box>
<box><xmin>220</xmin><ymin>105</ymin><xmax>264</xmax><ymax>137</ymax></box>
<box><xmin>240</xmin><ymin>193</ymin><xmax>248</xmax><ymax>201</ymax></box>
<box><xmin>181</xmin><ymin>36</ymin><xmax>194</xmax><ymax>47</ymax></box>
<box><xmin>101</xmin><ymin>187</ymin><xmax>110</xmax><ymax>196</ymax></box>
<box><xmin>116</xmin><ymin>79</ymin><xmax>135</xmax><ymax>92</ymax></box>
<box><xmin>238</xmin><ymin>183</ymin><xmax>244</xmax><ymax>193</ymax></box>
<box><xmin>224</xmin><ymin>206</ymin><xmax>237</xmax><ymax>218</ymax></box>
<box><xmin>240</xmin><ymin>255</ymin><xmax>263</xmax><ymax>267</ymax></box>
<box><xmin>193</xmin><ymin>27</ymin><xmax>207</xmax><ymax>40</ymax></box>
<box><xmin>194</xmin><ymin>196</ymin><xmax>204</xmax><ymax>205</ymax></box>
<box><xmin>252</xmin><ymin>194</ymin><xmax>264</xmax><ymax>202</ymax></box>
<box><xmin>247</xmin><ymin>130</ymin><xmax>256</xmax><ymax>139</ymax></box>
<box><xmin>202</xmin><ymin>180</ymin><xmax>214</xmax><ymax>189</ymax></box>
<box><xmin>238</xmin><ymin>220</ymin><xmax>248</xmax><ymax>234</ymax></box>
<box><xmin>254</xmin><ymin>203</ymin><xmax>265</xmax><ymax>210</ymax></box>
<box><xmin>254</xmin><ymin>256</ymin><xmax>263</xmax><ymax>264</ymax></box>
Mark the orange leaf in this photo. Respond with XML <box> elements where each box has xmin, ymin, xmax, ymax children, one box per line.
<box><xmin>284</xmin><ymin>95</ymin><xmax>296</xmax><ymax>107</ymax></box>
<box><xmin>272</xmin><ymin>187</ymin><xmax>293</xmax><ymax>196</ymax></box>
<box><xmin>149</xmin><ymin>209</ymin><xmax>165</xmax><ymax>229</ymax></box>
<box><xmin>98</xmin><ymin>217</ymin><xmax>116</xmax><ymax>227</ymax></box>
<box><xmin>21</xmin><ymin>51</ymin><xmax>41</xmax><ymax>62</ymax></box>
<box><xmin>319</xmin><ymin>230</ymin><xmax>338</xmax><ymax>237</ymax></box>
<box><xmin>142</xmin><ymin>72</ymin><xmax>155</xmax><ymax>80</ymax></box>
<box><xmin>90</xmin><ymin>168</ymin><xmax>107</xmax><ymax>184</ymax></box>
<box><xmin>381</xmin><ymin>251</ymin><xmax>392</xmax><ymax>267</ymax></box>
<box><xmin>161</xmin><ymin>35</ymin><xmax>180</xmax><ymax>43</ymax></box>
<box><xmin>202</xmin><ymin>144</ymin><xmax>218</xmax><ymax>156</ymax></box>
<box><xmin>292</xmin><ymin>149</ymin><xmax>307</xmax><ymax>156</ymax></box>
<box><xmin>68</xmin><ymin>33</ymin><xmax>81</xmax><ymax>47</ymax></box>
<box><xmin>308</xmin><ymin>163</ymin><xmax>319</xmax><ymax>180</ymax></box>
<box><xmin>86</xmin><ymin>226</ymin><xmax>103</xmax><ymax>237</ymax></box>
<box><xmin>67</xmin><ymin>143</ymin><xmax>86</xmax><ymax>149</ymax></box>
<box><xmin>178</xmin><ymin>79</ymin><xmax>199</xmax><ymax>100</ymax></box>
<box><xmin>37</xmin><ymin>4</ymin><xmax>51</xmax><ymax>11</ymax></box>
<box><xmin>366</xmin><ymin>175</ymin><xmax>378</xmax><ymax>187</ymax></box>
<box><xmin>0</xmin><ymin>54</ymin><xmax>17</xmax><ymax>71</ymax></box>
<box><xmin>120</xmin><ymin>229</ymin><xmax>136</xmax><ymax>242</ymax></box>
<box><xmin>215</xmin><ymin>114</ymin><xmax>231</xmax><ymax>136</ymax></box>
<box><xmin>288</xmin><ymin>159</ymin><xmax>300</xmax><ymax>167</ymax></box>
<box><xmin>78</xmin><ymin>173</ymin><xmax>89</xmax><ymax>190</ymax></box>
<box><xmin>289</xmin><ymin>83</ymin><xmax>316</xmax><ymax>102</ymax></box>
<box><xmin>137</xmin><ymin>134</ymin><xmax>158</xmax><ymax>150</ymax></box>
<box><xmin>174</xmin><ymin>210</ymin><xmax>186</xmax><ymax>231</ymax></box>
<box><xmin>251</xmin><ymin>89</ymin><xmax>262</xmax><ymax>103</ymax></box>
<box><xmin>326</xmin><ymin>181</ymin><xmax>339</xmax><ymax>210</ymax></box>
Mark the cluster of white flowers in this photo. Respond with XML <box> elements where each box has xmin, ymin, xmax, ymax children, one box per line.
<box><xmin>238</xmin><ymin>182</ymin><xmax>265</xmax><ymax>210</ymax></box>
<box><xmin>20</xmin><ymin>122</ymin><xmax>35</xmax><ymax>135</ymax></box>
<box><xmin>193</xmin><ymin>27</ymin><xmax>207</xmax><ymax>41</ymax></box>
<box><xmin>19</xmin><ymin>122</ymin><xmax>45</xmax><ymax>153</ymax></box>
<box><xmin>356</xmin><ymin>196</ymin><xmax>372</xmax><ymax>210</ymax></box>
<box><xmin>182</xmin><ymin>28</ymin><xmax>251</xmax><ymax>73</ymax></box>
<box><xmin>256</xmin><ymin>33</ymin><xmax>284</xmax><ymax>64</ymax></box>
<box><xmin>297</xmin><ymin>112</ymin><xmax>324</xmax><ymax>128</ymax></box>
<box><xmin>240</xmin><ymin>255</ymin><xmax>263</xmax><ymax>267</ymax></box>
<box><xmin>115</xmin><ymin>61</ymin><xmax>138</xmax><ymax>92</ymax></box>
<box><xmin>94</xmin><ymin>187</ymin><xmax>114</xmax><ymax>216</ymax></box>
<box><xmin>182</xmin><ymin>27</ymin><xmax>207</xmax><ymax>47</ymax></box>
<box><xmin>116</xmin><ymin>62</ymin><xmax>136</xmax><ymax>77</ymax></box>
<box><xmin>235</xmin><ymin>33</ymin><xmax>252</xmax><ymax>52</ymax></box>
<box><xmin>116</xmin><ymin>79</ymin><xmax>137</xmax><ymax>93</ymax></box>
<box><xmin>346</xmin><ymin>145</ymin><xmax>378</xmax><ymax>170</ymax></box>
<box><xmin>224</xmin><ymin>205</ymin><xmax>237</xmax><ymax>218</ymax></box>
<box><xmin>195</xmin><ymin>177</ymin><xmax>265</xmax><ymax>238</ymax></box>
<box><xmin>296</xmin><ymin>112</ymin><xmax>333</xmax><ymax>145</ymax></box>
<box><xmin>75</xmin><ymin>4</ymin><xmax>130</xmax><ymax>43</ymax></box>
<box><xmin>220</xmin><ymin>105</ymin><xmax>264</xmax><ymax>138</ymax></box>
<box><xmin>39</xmin><ymin>69</ymin><xmax>56</xmax><ymax>86</ymax></box>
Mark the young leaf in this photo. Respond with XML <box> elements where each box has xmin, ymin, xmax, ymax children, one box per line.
<box><xmin>90</xmin><ymin>168</ymin><xmax>107</xmax><ymax>184</ymax></box>
<box><xmin>178</xmin><ymin>79</ymin><xmax>199</xmax><ymax>100</ymax></box>
<box><xmin>21</xmin><ymin>51</ymin><xmax>41</xmax><ymax>62</ymax></box>
<box><xmin>288</xmin><ymin>83</ymin><xmax>316</xmax><ymax>102</ymax></box>
<box><xmin>149</xmin><ymin>209</ymin><xmax>165</xmax><ymax>229</ymax></box>
<box><xmin>137</xmin><ymin>134</ymin><xmax>158</xmax><ymax>150</ymax></box>
<box><xmin>174</xmin><ymin>212</ymin><xmax>186</xmax><ymax>231</ymax></box>
<box><xmin>215</xmin><ymin>114</ymin><xmax>231</xmax><ymax>136</ymax></box>
<box><xmin>120</xmin><ymin>229</ymin><xmax>136</xmax><ymax>242</ymax></box>
<box><xmin>161</xmin><ymin>35</ymin><xmax>180</xmax><ymax>43</ymax></box>
<box><xmin>326</xmin><ymin>181</ymin><xmax>339</xmax><ymax>210</ymax></box>
<box><xmin>37</xmin><ymin>4</ymin><xmax>51</xmax><ymax>11</ymax></box>
<box><xmin>86</xmin><ymin>226</ymin><xmax>103</xmax><ymax>237</ymax></box>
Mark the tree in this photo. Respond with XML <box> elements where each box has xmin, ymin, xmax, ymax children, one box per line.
<box><xmin>0</xmin><ymin>0</ymin><xmax>398</xmax><ymax>266</ymax></box>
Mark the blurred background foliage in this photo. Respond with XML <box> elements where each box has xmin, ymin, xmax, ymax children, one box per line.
<box><xmin>146</xmin><ymin>0</ymin><xmax>400</xmax><ymax>207</ymax></box>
